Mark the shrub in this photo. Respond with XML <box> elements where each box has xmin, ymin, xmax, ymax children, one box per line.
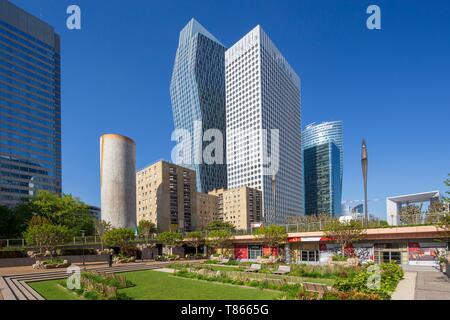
<box><xmin>322</xmin><ymin>290</ymin><xmax>381</xmax><ymax>300</ymax></box>
<box><xmin>333</xmin><ymin>262</ymin><xmax>403</xmax><ymax>299</ymax></box>
<box><xmin>56</xmin><ymin>248</ymin><xmax>97</xmax><ymax>256</ymax></box>
<box><xmin>332</xmin><ymin>254</ymin><xmax>348</xmax><ymax>261</ymax></box>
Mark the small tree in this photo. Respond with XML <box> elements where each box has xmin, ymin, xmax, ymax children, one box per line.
<box><xmin>102</xmin><ymin>228</ymin><xmax>135</xmax><ymax>252</ymax></box>
<box><xmin>324</xmin><ymin>220</ymin><xmax>366</xmax><ymax>257</ymax></box>
<box><xmin>399</xmin><ymin>205</ymin><xmax>421</xmax><ymax>225</ymax></box>
<box><xmin>156</xmin><ymin>231</ymin><xmax>183</xmax><ymax>255</ymax></box>
<box><xmin>184</xmin><ymin>231</ymin><xmax>204</xmax><ymax>256</ymax></box>
<box><xmin>24</xmin><ymin>223</ymin><xmax>71</xmax><ymax>256</ymax></box>
<box><xmin>95</xmin><ymin>220</ymin><xmax>112</xmax><ymax>250</ymax></box>
<box><xmin>138</xmin><ymin>220</ymin><xmax>156</xmax><ymax>244</ymax></box>
<box><xmin>206</xmin><ymin>229</ymin><xmax>232</xmax><ymax>257</ymax></box>
<box><xmin>206</xmin><ymin>220</ymin><xmax>235</xmax><ymax>232</ymax></box>
<box><xmin>254</xmin><ymin>224</ymin><xmax>287</xmax><ymax>257</ymax></box>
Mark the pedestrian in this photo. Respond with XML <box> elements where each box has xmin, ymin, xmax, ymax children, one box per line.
<box><xmin>108</xmin><ymin>252</ymin><xmax>113</xmax><ymax>267</ymax></box>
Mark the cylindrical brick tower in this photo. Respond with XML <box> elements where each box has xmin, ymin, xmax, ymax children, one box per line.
<box><xmin>100</xmin><ymin>134</ymin><xmax>136</xmax><ymax>229</ymax></box>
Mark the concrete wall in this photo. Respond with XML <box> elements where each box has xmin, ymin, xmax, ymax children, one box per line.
<box><xmin>100</xmin><ymin>134</ymin><xmax>136</xmax><ymax>229</ymax></box>
<box><xmin>0</xmin><ymin>255</ymin><xmax>109</xmax><ymax>268</ymax></box>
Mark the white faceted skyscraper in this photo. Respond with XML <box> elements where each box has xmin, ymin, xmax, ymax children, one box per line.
<box><xmin>225</xmin><ymin>26</ymin><xmax>304</xmax><ymax>224</ymax></box>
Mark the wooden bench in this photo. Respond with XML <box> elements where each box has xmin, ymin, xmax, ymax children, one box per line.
<box><xmin>303</xmin><ymin>282</ymin><xmax>330</xmax><ymax>298</ymax></box>
<box><xmin>244</xmin><ymin>264</ymin><xmax>261</xmax><ymax>272</ymax></box>
<box><xmin>273</xmin><ymin>265</ymin><xmax>291</xmax><ymax>275</ymax></box>
<box><xmin>219</xmin><ymin>258</ymin><xmax>230</xmax><ymax>264</ymax></box>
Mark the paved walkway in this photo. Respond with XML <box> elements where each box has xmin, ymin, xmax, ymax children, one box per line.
<box><xmin>392</xmin><ymin>272</ymin><xmax>417</xmax><ymax>300</ymax></box>
<box><xmin>415</xmin><ymin>270</ymin><xmax>450</xmax><ymax>300</ymax></box>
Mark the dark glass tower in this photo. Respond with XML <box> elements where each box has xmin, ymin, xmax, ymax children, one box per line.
<box><xmin>0</xmin><ymin>0</ymin><xmax>61</xmax><ymax>206</ymax></box>
<box><xmin>303</xmin><ymin>121</ymin><xmax>343</xmax><ymax>216</ymax></box>
<box><xmin>170</xmin><ymin>18</ymin><xmax>227</xmax><ymax>192</ymax></box>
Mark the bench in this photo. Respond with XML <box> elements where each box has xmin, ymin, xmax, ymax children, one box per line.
<box><xmin>303</xmin><ymin>282</ymin><xmax>330</xmax><ymax>298</ymax></box>
<box><xmin>273</xmin><ymin>265</ymin><xmax>291</xmax><ymax>275</ymax></box>
<box><xmin>219</xmin><ymin>258</ymin><xmax>230</xmax><ymax>264</ymax></box>
<box><xmin>244</xmin><ymin>264</ymin><xmax>261</xmax><ymax>272</ymax></box>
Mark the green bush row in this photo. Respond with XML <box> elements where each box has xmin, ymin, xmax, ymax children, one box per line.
<box><xmin>175</xmin><ymin>269</ymin><xmax>301</xmax><ymax>299</ymax></box>
<box><xmin>333</xmin><ymin>262</ymin><xmax>404</xmax><ymax>299</ymax></box>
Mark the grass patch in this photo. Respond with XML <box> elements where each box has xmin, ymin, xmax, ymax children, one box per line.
<box><xmin>29</xmin><ymin>280</ymin><xmax>80</xmax><ymax>300</ymax></box>
<box><xmin>29</xmin><ymin>270</ymin><xmax>282</xmax><ymax>300</ymax></box>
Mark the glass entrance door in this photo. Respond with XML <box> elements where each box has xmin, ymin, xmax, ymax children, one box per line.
<box><xmin>249</xmin><ymin>245</ymin><xmax>262</xmax><ymax>260</ymax></box>
<box><xmin>382</xmin><ymin>251</ymin><xmax>401</xmax><ymax>264</ymax></box>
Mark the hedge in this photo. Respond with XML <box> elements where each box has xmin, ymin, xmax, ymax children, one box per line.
<box><xmin>0</xmin><ymin>249</ymin><xmax>27</xmax><ymax>259</ymax></box>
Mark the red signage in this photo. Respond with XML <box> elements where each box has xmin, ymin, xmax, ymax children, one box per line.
<box><xmin>288</xmin><ymin>237</ymin><xmax>301</xmax><ymax>243</ymax></box>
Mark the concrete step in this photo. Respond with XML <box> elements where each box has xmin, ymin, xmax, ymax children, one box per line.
<box><xmin>0</xmin><ymin>276</ymin><xmax>16</xmax><ymax>300</ymax></box>
<box><xmin>2</xmin><ymin>263</ymin><xmax>164</xmax><ymax>300</ymax></box>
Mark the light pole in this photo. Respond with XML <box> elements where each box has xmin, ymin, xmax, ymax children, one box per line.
<box><xmin>361</xmin><ymin>139</ymin><xmax>369</xmax><ymax>224</ymax></box>
<box><xmin>80</xmin><ymin>230</ymin><xmax>86</xmax><ymax>269</ymax></box>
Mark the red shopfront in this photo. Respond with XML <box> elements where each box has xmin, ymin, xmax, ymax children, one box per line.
<box><xmin>234</xmin><ymin>244</ymin><xmax>279</xmax><ymax>260</ymax></box>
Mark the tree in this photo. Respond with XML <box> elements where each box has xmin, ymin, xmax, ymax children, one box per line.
<box><xmin>399</xmin><ymin>205</ymin><xmax>421</xmax><ymax>225</ymax></box>
<box><xmin>435</xmin><ymin>175</ymin><xmax>450</xmax><ymax>237</ymax></box>
<box><xmin>0</xmin><ymin>205</ymin><xmax>33</xmax><ymax>238</ymax></box>
<box><xmin>18</xmin><ymin>191</ymin><xmax>94</xmax><ymax>235</ymax></box>
<box><xmin>102</xmin><ymin>228</ymin><xmax>135</xmax><ymax>251</ymax></box>
<box><xmin>254</xmin><ymin>224</ymin><xmax>287</xmax><ymax>256</ymax></box>
<box><xmin>156</xmin><ymin>231</ymin><xmax>183</xmax><ymax>255</ymax></box>
<box><xmin>95</xmin><ymin>220</ymin><xmax>112</xmax><ymax>250</ymax></box>
<box><xmin>184</xmin><ymin>231</ymin><xmax>204</xmax><ymax>255</ymax></box>
<box><xmin>206</xmin><ymin>220</ymin><xmax>235</xmax><ymax>232</ymax></box>
<box><xmin>24</xmin><ymin>223</ymin><xmax>71</xmax><ymax>256</ymax></box>
<box><xmin>0</xmin><ymin>206</ymin><xmax>16</xmax><ymax>238</ymax></box>
<box><xmin>206</xmin><ymin>229</ymin><xmax>232</xmax><ymax>257</ymax></box>
<box><xmin>137</xmin><ymin>220</ymin><xmax>156</xmax><ymax>244</ymax></box>
<box><xmin>324</xmin><ymin>220</ymin><xmax>366</xmax><ymax>257</ymax></box>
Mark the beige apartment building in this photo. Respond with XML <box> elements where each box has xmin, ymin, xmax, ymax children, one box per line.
<box><xmin>194</xmin><ymin>192</ymin><xmax>218</xmax><ymax>230</ymax></box>
<box><xmin>137</xmin><ymin>161</ymin><xmax>263</xmax><ymax>232</ymax></box>
<box><xmin>136</xmin><ymin>161</ymin><xmax>197</xmax><ymax>232</ymax></box>
<box><xmin>208</xmin><ymin>187</ymin><xmax>262</xmax><ymax>230</ymax></box>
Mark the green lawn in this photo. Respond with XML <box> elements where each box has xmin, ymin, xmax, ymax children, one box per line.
<box><xmin>29</xmin><ymin>280</ymin><xmax>81</xmax><ymax>300</ymax></box>
<box><xmin>29</xmin><ymin>270</ymin><xmax>283</xmax><ymax>300</ymax></box>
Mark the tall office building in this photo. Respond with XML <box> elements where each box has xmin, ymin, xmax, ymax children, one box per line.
<box><xmin>170</xmin><ymin>18</ymin><xmax>227</xmax><ymax>193</ymax></box>
<box><xmin>0</xmin><ymin>0</ymin><xmax>61</xmax><ymax>206</ymax></box>
<box><xmin>303</xmin><ymin>121</ymin><xmax>343</xmax><ymax>216</ymax></box>
<box><xmin>225</xmin><ymin>26</ymin><xmax>303</xmax><ymax>224</ymax></box>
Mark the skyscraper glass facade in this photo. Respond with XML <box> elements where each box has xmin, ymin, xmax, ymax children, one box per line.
<box><xmin>0</xmin><ymin>0</ymin><xmax>61</xmax><ymax>206</ymax></box>
<box><xmin>226</xmin><ymin>26</ymin><xmax>304</xmax><ymax>224</ymax></box>
<box><xmin>170</xmin><ymin>18</ymin><xmax>227</xmax><ymax>193</ymax></box>
<box><xmin>303</xmin><ymin>121</ymin><xmax>343</xmax><ymax>216</ymax></box>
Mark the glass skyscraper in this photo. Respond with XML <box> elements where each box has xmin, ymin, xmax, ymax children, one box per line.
<box><xmin>170</xmin><ymin>18</ymin><xmax>227</xmax><ymax>193</ymax></box>
<box><xmin>302</xmin><ymin>121</ymin><xmax>343</xmax><ymax>216</ymax></box>
<box><xmin>226</xmin><ymin>26</ymin><xmax>304</xmax><ymax>224</ymax></box>
<box><xmin>0</xmin><ymin>0</ymin><xmax>61</xmax><ymax>206</ymax></box>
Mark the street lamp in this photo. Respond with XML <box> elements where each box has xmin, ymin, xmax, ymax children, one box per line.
<box><xmin>80</xmin><ymin>230</ymin><xmax>86</xmax><ymax>269</ymax></box>
<box><xmin>361</xmin><ymin>139</ymin><xmax>369</xmax><ymax>224</ymax></box>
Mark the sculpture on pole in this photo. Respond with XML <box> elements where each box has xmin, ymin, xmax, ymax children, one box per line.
<box><xmin>361</xmin><ymin>139</ymin><xmax>369</xmax><ymax>222</ymax></box>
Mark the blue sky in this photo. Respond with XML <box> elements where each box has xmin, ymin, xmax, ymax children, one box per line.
<box><xmin>11</xmin><ymin>0</ymin><xmax>450</xmax><ymax>219</ymax></box>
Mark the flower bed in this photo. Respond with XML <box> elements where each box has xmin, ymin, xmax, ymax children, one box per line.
<box><xmin>67</xmin><ymin>271</ymin><xmax>134</xmax><ymax>300</ymax></box>
<box><xmin>33</xmin><ymin>258</ymin><xmax>70</xmax><ymax>269</ymax></box>
<box><xmin>113</xmin><ymin>254</ymin><xmax>136</xmax><ymax>264</ymax></box>
<box><xmin>174</xmin><ymin>268</ymin><xmax>301</xmax><ymax>299</ymax></box>
<box><xmin>332</xmin><ymin>262</ymin><xmax>404</xmax><ymax>299</ymax></box>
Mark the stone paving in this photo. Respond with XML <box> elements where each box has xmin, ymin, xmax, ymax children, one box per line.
<box><xmin>415</xmin><ymin>270</ymin><xmax>450</xmax><ymax>300</ymax></box>
<box><xmin>392</xmin><ymin>272</ymin><xmax>417</xmax><ymax>300</ymax></box>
